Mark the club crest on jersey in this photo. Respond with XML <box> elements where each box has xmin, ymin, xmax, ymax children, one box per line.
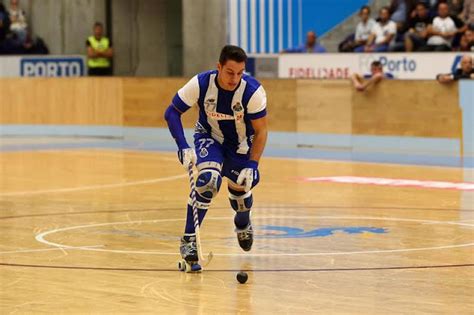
<box><xmin>199</xmin><ymin>148</ymin><xmax>209</xmax><ymax>158</ymax></box>
<box><xmin>232</xmin><ymin>102</ymin><xmax>244</xmax><ymax>121</ymax></box>
<box><xmin>204</xmin><ymin>98</ymin><xmax>216</xmax><ymax>112</ymax></box>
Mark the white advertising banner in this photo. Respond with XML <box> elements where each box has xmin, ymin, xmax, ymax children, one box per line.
<box><xmin>278</xmin><ymin>53</ymin><xmax>474</xmax><ymax>80</ymax></box>
<box><xmin>0</xmin><ymin>55</ymin><xmax>86</xmax><ymax>77</ymax></box>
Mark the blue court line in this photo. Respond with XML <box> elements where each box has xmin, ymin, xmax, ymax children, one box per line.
<box><xmin>0</xmin><ymin>124</ymin><xmax>471</xmax><ymax>168</ymax></box>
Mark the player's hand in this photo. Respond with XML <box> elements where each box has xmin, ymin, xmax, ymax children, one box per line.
<box><xmin>177</xmin><ymin>148</ymin><xmax>197</xmax><ymax>170</ymax></box>
<box><xmin>237</xmin><ymin>160</ymin><xmax>259</xmax><ymax>192</ymax></box>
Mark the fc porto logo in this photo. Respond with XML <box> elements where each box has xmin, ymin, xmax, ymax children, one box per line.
<box><xmin>205</xmin><ymin>98</ymin><xmax>216</xmax><ymax>112</ymax></box>
<box><xmin>232</xmin><ymin>102</ymin><xmax>244</xmax><ymax>121</ymax></box>
<box><xmin>199</xmin><ymin>148</ymin><xmax>209</xmax><ymax>158</ymax></box>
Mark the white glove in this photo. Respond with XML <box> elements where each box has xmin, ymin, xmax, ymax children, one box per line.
<box><xmin>236</xmin><ymin>161</ymin><xmax>259</xmax><ymax>192</ymax></box>
<box><xmin>178</xmin><ymin>148</ymin><xmax>197</xmax><ymax>170</ymax></box>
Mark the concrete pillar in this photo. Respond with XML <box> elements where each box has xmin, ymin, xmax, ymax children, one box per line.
<box><xmin>112</xmin><ymin>0</ymin><xmax>181</xmax><ymax>76</ymax></box>
<box><xmin>28</xmin><ymin>0</ymin><xmax>105</xmax><ymax>55</ymax></box>
<box><xmin>29</xmin><ymin>0</ymin><xmax>62</xmax><ymax>54</ymax></box>
<box><xmin>182</xmin><ymin>0</ymin><xmax>227</xmax><ymax>77</ymax></box>
<box><xmin>62</xmin><ymin>0</ymin><xmax>106</xmax><ymax>55</ymax></box>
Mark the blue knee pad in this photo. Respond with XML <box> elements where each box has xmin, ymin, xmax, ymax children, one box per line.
<box><xmin>195</xmin><ymin>168</ymin><xmax>222</xmax><ymax>199</ymax></box>
<box><xmin>229</xmin><ymin>190</ymin><xmax>253</xmax><ymax>212</ymax></box>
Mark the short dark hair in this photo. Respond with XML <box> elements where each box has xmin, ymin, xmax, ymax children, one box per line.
<box><xmin>371</xmin><ymin>61</ymin><xmax>382</xmax><ymax>68</ymax></box>
<box><xmin>416</xmin><ymin>2</ymin><xmax>428</xmax><ymax>9</ymax></box>
<box><xmin>219</xmin><ymin>45</ymin><xmax>247</xmax><ymax>65</ymax></box>
<box><xmin>360</xmin><ymin>5</ymin><xmax>371</xmax><ymax>14</ymax></box>
<box><xmin>94</xmin><ymin>22</ymin><xmax>103</xmax><ymax>28</ymax></box>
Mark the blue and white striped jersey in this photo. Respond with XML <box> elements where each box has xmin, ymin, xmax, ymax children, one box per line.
<box><xmin>172</xmin><ymin>70</ymin><xmax>267</xmax><ymax>154</ymax></box>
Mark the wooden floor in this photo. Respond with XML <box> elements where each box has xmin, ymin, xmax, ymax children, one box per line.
<box><xmin>0</xmin><ymin>147</ymin><xmax>473</xmax><ymax>314</ymax></box>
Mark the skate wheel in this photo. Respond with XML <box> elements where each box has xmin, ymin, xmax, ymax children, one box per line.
<box><xmin>177</xmin><ymin>260</ymin><xmax>186</xmax><ymax>272</ymax></box>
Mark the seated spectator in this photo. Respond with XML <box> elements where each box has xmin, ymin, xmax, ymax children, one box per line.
<box><xmin>283</xmin><ymin>30</ymin><xmax>326</xmax><ymax>53</ymax></box>
<box><xmin>339</xmin><ymin>6</ymin><xmax>376</xmax><ymax>52</ymax></box>
<box><xmin>0</xmin><ymin>2</ymin><xmax>10</xmax><ymax>43</ymax></box>
<box><xmin>351</xmin><ymin>6</ymin><xmax>377</xmax><ymax>51</ymax></box>
<box><xmin>405</xmin><ymin>2</ymin><xmax>432</xmax><ymax>51</ymax></box>
<box><xmin>425</xmin><ymin>2</ymin><xmax>457</xmax><ymax>50</ymax></box>
<box><xmin>442</xmin><ymin>0</ymin><xmax>464</xmax><ymax>16</ymax></box>
<box><xmin>460</xmin><ymin>0</ymin><xmax>474</xmax><ymax>27</ymax></box>
<box><xmin>351</xmin><ymin>61</ymin><xmax>394</xmax><ymax>92</ymax></box>
<box><xmin>355</xmin><ymin>7</ymin><xmax>397</xmax><ymax>52</ymax></box>
<box><xmin>437</xmin><ymin>54</ymin><xmax>474</xmax><ymax>82</ymax></box>
<box><xmin>7</xmin><ymin>0</ymin><xmax>27</xmax><ymax>43</ymax></box>
<box><xmin>459</xmin><ymin>27</ymin><xmax>474</xmax><ymax>50</ymax></box>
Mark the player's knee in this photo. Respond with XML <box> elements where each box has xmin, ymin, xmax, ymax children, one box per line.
<box><xmin>195</xmin><ymin>168</ymin><xmax>222</xmax><ymax>199</ymax></box>
<box><xmin>228</xmin><ymin>188</ymin><xmax>253</xmax><ymax>212</ymax></box>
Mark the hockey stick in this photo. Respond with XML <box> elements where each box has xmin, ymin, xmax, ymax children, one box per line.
<box><xmin>188</xmin><ymin>163</ymin><xmax>213</xmax><ymax>266</ymax></box>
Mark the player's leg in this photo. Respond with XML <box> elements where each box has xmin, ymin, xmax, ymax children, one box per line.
<box><xmin>180</xmin><ymin>135</ymin><xmax>223</xmax><ymax>263</ymax></box>
<box><xmin>223</xmin><ymin>157</ymin><xmax>261</xmax><ymax>251</ymax></box>
<box><xmin>228</xmin><ymin>184</ymin><xmax>254</xmax><ymax>251</ymax></box>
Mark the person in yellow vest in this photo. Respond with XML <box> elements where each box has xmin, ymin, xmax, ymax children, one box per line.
<box><xmin>86</xmin><ymin>22</ymin><xmax>113</xmax><ymax>76</ymax></box>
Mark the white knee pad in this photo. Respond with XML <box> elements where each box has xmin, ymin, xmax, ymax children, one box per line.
<box><xmin>229</xmin><ymin>191</ymin><xmax>253</xmax><ymax>212</ymax></box>
<box><xmin>195</xmin><ymin>168</ymin><xmax>222</xmax><ymax>199</ymax></box>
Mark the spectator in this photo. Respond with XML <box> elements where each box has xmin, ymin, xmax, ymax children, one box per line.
<box><xmin>425</xmin><ymin>2</ymin><xmax>457</xmax><ymax>50</ymax></box>
<box><xmin>339</xmin><ymin>6</ymin><xmax>376</xmax><ymax>52</ymax></box>
<box><xmin>405</xmin><ymin>2</ymin><xmax>432</xmax><ymax>51</ymax></box>
<box><xmin>437</xmin><ymin>54</ymin><xmax>474</xmax><ymax>82</ymax></box>
<box><xmin>0</xmin><ymin>2</ymin><xmax>10</xmax><ymax>43</ymax></box>
<box><xmin>355</xmin><ymin>7</ymin><xmax>397</xmax><ymax>52</ymax></box>
<box><xmin>354</xmin><ymin>6</ymin><xmax>377</xmax><ymax>50</ymax></box>
<box><xmin>351</xmin><ymin>60</ymin><xmax>394</xmax><ymax>92</ymax></box>
<box><xmin>459</xmin><ymin>27</ymin><xmax>474</xmax><ymax>50</ymax></box>
<box><xmin>86</xmin><ymin>22</ymin><xmax>113</xmax><ymax>76</ymax></box>
<box><xmin>283</xmin><ymin>30</ymin><xmax>326</xmax><ymax>53</ymax></box>
<box><xmin>7</xmin><ymin>0</ymin><xmax>27</xmax><ymax>43</ymax></box>
<box><xmin>461</xmin><ymin>0</ymin><xmax>474</xmax><ymax>27</ymax></box>
<box><xmin>435</xmin><ymin>0</ymin><xmax>464</xmax><ymax>16</ymax></box>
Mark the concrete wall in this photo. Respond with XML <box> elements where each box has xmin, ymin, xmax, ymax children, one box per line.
<box><xmin>26</xmin><ymin>0</ymin><xmax>106</xmax><ymax>55</ymax></box>
<box><xmin>182</xmin><ymin>0</ymin><xmax>227</xmax><ymax>76</ymax></box>
<box><xmin>18</xmin><ymin>0</ymin><xmax>218</xmax><ymax>76</ymax></box>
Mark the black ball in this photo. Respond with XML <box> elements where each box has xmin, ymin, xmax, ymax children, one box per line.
<box><xmin>236</xmin><ymin>271</ymin><xmax>248</xmax><ymax>284</ymax></box>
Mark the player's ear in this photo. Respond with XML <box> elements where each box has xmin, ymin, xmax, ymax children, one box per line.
<box><xmin>217</xmin><ymin>62</ymin><xmax>222</xmax><ymax>72</ymax></box>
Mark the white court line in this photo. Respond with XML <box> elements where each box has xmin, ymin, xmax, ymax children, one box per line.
<box><xmin>35</xmin><ymin>216</ymin><xmax>474</xmax><ymax>257</ymax></box>
<box><xmin>0</xmin><ymin>174</ymin><xmax>186</xmax><ymax>197</ymax></box>
<box><xmin>38</xmin><ymin>149</ymin><xmax>177</xmax><ymax>161</ymax></box>
<box><xmin>0</xmin><ymin>245</ymin><xmax>104</xmax><ymax>255</ymax></box>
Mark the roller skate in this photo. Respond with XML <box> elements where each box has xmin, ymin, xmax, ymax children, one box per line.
<box><xmin>177</xmin><ymin>235</ymin><xmax>202</xmax><ymax>273</ymax></box>
<box><xmin>236</xmin><ymin>223</ymin><xmax>253</xmax><ymax>251</ymax></box>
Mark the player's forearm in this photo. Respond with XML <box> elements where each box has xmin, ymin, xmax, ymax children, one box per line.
<box><xmin>102</xmin><ymin>48</ymin><xmax>113</xmax><ymax>58</ymax></box>
<box><xmin>249</xmin><ymin>129</ymin><xmax>267</xmax><ymax>163</ymax></box>
<box><xmin>352</xmin><ymin>73</ymin><xmax>362</xmax><ymax>85</ymax></box>
<box><xmin>164</xmin><ymin>105</ymin><xmax>189</xmax><ymax>149</ymax></box>
<box><xmin>366</xmin><ymin>34</ymin><xmax>375</xmax><ymax>46</ymax></box>
<box><xmin>381</xmin><ymin>35</ymin><xmax>394</xmax><ymax>45</ymax></box>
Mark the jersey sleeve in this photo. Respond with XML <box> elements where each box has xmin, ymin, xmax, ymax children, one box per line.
<box><xmin>246</xmin><ymin>85</ymin><xmax>267</xmax><ymax>120</ymax></box>
<box><xmin>172</xmin><ymin>75</ymin><xmax>199</xmax><ymax>113</ymax></box>
<box><xmin>388</xmin><ymin>22</ymin><xmax>397</xmax><ymax>35</ymax></box>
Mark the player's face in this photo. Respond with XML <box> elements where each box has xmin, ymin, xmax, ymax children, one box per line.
<box><xmin>379</xmin><ymin>9</ymin><xmax>389</xmax><ymax>22</ymax></box>
<box><xmin>94</xmin><ymin>26</ymin><xmax>103</xmax><ymax>38</ymax></box>
<box><xmin>438</xmin><ymin>4</ymin><xmax>448</xmax><ymax>18</ymax></box>
<box><xmin>306</xmin><ymin>32</ymin><xmax>316</xmax><ymax>46</ymax></box>
<box><xmin>371</xmin><ymin>65</ymin><xmax>383</xmax><ymax>74</ymax></box>
<box><xmin>360</xmin><ymin>8</ymin><xmax>369</xmax><ymax>22</ymax></box>
<box><xmin>460</xmin><ymin>57</ymin><xmax>472</xmax><ymax>73</ymax></box>
<box><xmin>217</xmin><ymin>60</ymin><xmax>245</xmax><ymax>91</ymax></box>
<box><xmin>416</xmin><ymin>5</ymin><xmax>427</xmax><ymax>17</ymax></box>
